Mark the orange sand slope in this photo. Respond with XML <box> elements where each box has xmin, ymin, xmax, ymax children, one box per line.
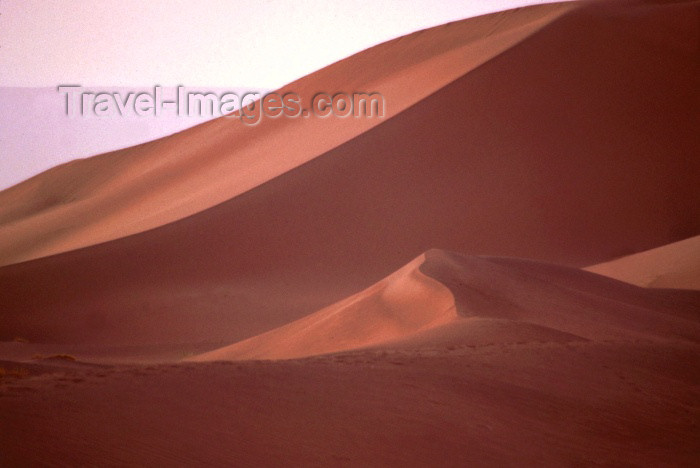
<box><xmin>0</xmin><ymin>3</ymin><xmax>574</xmax><ymax>266</ymax></box>
<box><xmin>192</xmin><ymin>250</ymin><xmax>700</xmax><ymax>361</ymax></box>
<box><xmin>1</xmin><ymin>0</ymin><xmax>698</xmax><ymax>349</ymax></box>
<box><xmin>586</xmin><ymin>235</ymin><xmax>700</xmax><ymax>290</ymax></box>
<box><xmin>190</xmin><ymin>253</ymin><xmax>458</xmax><ymax>361</ymax></box>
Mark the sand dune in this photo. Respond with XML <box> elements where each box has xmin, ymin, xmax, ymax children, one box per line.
<box><xmin>193</xmin><ymin>249</ymin><xmax>699</xmax><ymax>361</ymax></box>
<box><xmin>0</xmin><ymin>3</ymin><xmax>574</xmax><ymax>266</ymax></box>
<box><xmin>191</xmin><ymin>254</ymin><xmax>455</xmax><ymax>361</ymax></box>
<box><xmin>586</xmin><ymin>235</ymin><xmax>700</xmax><ymax>290</ymax></box>
<box><xmin>1</xmin><ymin>0</ymin><xmax>698</xmax><ymax>351</ymax></box>
<box><xmin>3</xmin><ymin>247</ymin><xmax>698</xmax><ymax>464</ymax></box>
<box><xmin>1</xmin><ymin>2</ymin><xmax>699</xmax><ymax>465</ymax></box>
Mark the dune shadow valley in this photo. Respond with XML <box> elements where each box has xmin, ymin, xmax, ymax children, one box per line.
<box><xmin>1</xmin><ymin>0</ymin><xmax>699</xmax><ymax>466</ymax></box>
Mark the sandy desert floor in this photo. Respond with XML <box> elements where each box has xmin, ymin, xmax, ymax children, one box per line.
<box><xmin>2</xmin><ymin>340</ymin><xmax>698</xmax><ymax>466</ymax></box>
<box><xmin>1</xmin><ymin>0</ymin><xmax>698</xmax><ymax>466</ymax></box>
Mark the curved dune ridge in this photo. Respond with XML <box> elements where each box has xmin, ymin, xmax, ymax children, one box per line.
<box><xmin>1</xmin><ymin>0</ymin><xmax>698</xmax><ymax>349</ymax></box>
<box><xmin>190</xmin><ymin>254</ymin><xmax>457</xmax><ymax>361</ymax></box>
<box><xmin>586</xmin><ymin>235</ymin><xmax>700</xmax><ymax>290</ymax></box>
<box><xmin>0</xmin><ymin>2</ymin><xmax>574</xmax><ymax>267</ymax></box>
<box><xmin>192</xmin><ymin>249</ymin><xmax>700</xmax><ymax>362</ymax></box>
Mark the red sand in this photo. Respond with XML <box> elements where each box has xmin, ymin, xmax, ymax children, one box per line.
<box><xmin>1</xmin><ymin>1</ymin><xmax>698</xmax><ymax>466</ymax></box>
<box><xmin>2</xmin><ymin>341</ymin><xmax>698</xmax><ymax>466</ymax></box>
<box><xmin>192</xmin><ymin>250</ymin><xmax>699</xmax><ymax>361</ymax></box>
<box><xmin>1</xmin><ymin>0</ymin><xmax>698</xmax><ymax>350</ymax></box>
<box><xmin>2</xmin><ymin>249</ymin><xmax>698</xmax><ymax>465</ymax></box>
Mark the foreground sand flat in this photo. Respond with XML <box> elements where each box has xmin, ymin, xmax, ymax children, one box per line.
<box><xmin>2</xmin><ymin>341</ymin><xmax>698</xmax><ymax>466</ymax></box>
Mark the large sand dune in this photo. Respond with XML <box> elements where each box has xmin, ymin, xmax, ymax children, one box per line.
<box><xmin>0</xmin><ymin>3</ymin><xmax>574</xmax><ymax>266</ymax></box>
<box><xmin>1</xmin><ymin>0</ymin><xmax>698</xmax><ymax>350</ymax></box>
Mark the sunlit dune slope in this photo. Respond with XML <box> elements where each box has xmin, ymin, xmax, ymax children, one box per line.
<box><xmin>1</xmin><ymin>0</ymin><xmax>698</xmax><ymax>348</ymax></box>
<box><xmin>190</xmin><ymin>253</ymin><xmax>456</xmax><ymax>361</ymax></box>
<box><xmin>192</xmin><ymin>249</ymin><xmax>700</xmax><ymax>361</ymax></box>
<box><xmin>586</xmin><ymin>235</ymin><xmax>700</xmax><ymax>290</ymax></box>
<box><xmin>0</xmin><ymin>3</ymin><xmax>573</xmax><ymax>266</ymax></box>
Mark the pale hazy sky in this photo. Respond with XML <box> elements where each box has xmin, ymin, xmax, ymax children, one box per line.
<box><xmin>1</xmin><ymin>0</ymin><xmax>567</xmax><ymax>89</ymax></box>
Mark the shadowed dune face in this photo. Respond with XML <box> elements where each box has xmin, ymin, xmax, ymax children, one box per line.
<box><xmin>1</xmin><ymin>0</ymin><xmax>699</xmax><ymax>348</ymax></box>
<box><xmin>420</xmin><ymin>250</ymin><xmax>700</xmax><ymax>342</ymax></box>
<box><xmin>586</xmin><ymin>235</ymin><xmax>700</xmax><ymax>290</ymax></box>
<box><xmin>0</xmin><ymin>3</ymin><xmax>574</xmax><ymax>267</ymax></box>
<box><xmin>191</xmin><ymin>250</ymin><xmax>700</xmax><ymax>361</ymax></box>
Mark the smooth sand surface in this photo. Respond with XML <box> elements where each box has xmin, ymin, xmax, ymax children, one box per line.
<box><xmin>2</xmin><ymin>0</ymin><xmax>698</xmax><ymax>351</ymax></box>
<box><xmin>1</xmin><ymin>1</ymin><xmax>698</xmax><ymax>466</ymax></box>
<box><xmin>2</xmin><ymin>341</ymin><xmax>698</xmax><ymax>466</ymax></box>
<box><xmin>586</xmin><ymin>235</ymin><xmax>700</xmax><ymax>290</ymax></box>
<box><xmin>0</xmin><ymin>3</ymin><xmax>574</xmax><ymax>267</ymax></box>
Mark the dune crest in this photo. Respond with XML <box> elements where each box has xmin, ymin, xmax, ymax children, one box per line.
<box><xmin>191</xmin><ymin>254</ymin><xmax>456</xmax><ymax>361</ymax></box>
<box><xmin>192</xmin><ymin>250</ymin><xmax>700</xmax><ymax>361</ymax></box>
